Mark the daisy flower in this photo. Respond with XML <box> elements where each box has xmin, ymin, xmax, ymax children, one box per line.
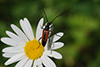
<box><xmin>1</xmin><ymin>18</ymin><xmax>64</xmax><ymax>67</ymax></box>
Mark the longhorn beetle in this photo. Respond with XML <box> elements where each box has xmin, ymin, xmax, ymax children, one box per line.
<box><xmin>39</xmin><ymin>7</ymin><xmax>63</xmax><ymax>47</ymax></box>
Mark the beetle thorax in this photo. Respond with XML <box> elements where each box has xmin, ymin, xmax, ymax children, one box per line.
<box><xmin>44</xmin><ymin>25</ymin><xmax>49</xmax><ymax>30</ymax></box>
<box><xmin>44</xmin><ymin>23</ymin><xmax>51</xmax><ymax>30</ymax></box>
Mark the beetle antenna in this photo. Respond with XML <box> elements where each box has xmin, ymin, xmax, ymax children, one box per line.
<box><xmin>40</xmin><ymin>6</ymin><xmax>49</xmax><ymax>22</ymax></box>
<box><xmin>50</xmin><ymin>13</ymin><xmax>63</xmax><ymax>24</ymax></box>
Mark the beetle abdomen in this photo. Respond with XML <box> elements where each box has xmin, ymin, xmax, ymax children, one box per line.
<box><xmin>42</xmin><ymin>30</ymin><xmax>49</xmax><ymax>46</ymax></box>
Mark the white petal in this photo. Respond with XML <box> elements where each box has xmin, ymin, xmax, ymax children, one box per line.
<box><xmin>51</xmin><ymin>42</ymin><xmax>64</xmax><ymax>50</ymax></box>
<box><xmin>36</xmin><ymin>18</ymin><xmax>44</xmax><ymax>40</ymax></box>
<box><xmin>33</xmin><ymin>59</ymin><xmax>42</xmax><ymax>67</ymax></box>
<box><xmin>51</xmin><ymin>51</ymin><xmax>62</xmax><ymax>59</ymax></box>
<box><xmin>24</xmin><ymin>18</ymin><xmax>34</xmax><ymax>40</ymax></box>
<box><xmin>38</xmin><ymin>65</ymin><xmax>43</xmax><ymax>67</ymax></box>
<box><xmin>43</xmin><ymin>51</ymin><xmax>52</xmax><ymax>57</ymax></box>
<box><xmin>1</xmin><ymin>37</ymin><xmax>17</xmax><ymax>46</ymax></box>
<box><xmin>11</xmin><ymin>24</ymin><xmax>29</xmax><ymax>42</ymax></box>
<box><xmin>52</xmin><ymin>32</ymin><xmax>64</xmax><ymax>42</ymax></box>
<box><xmin>2</xmin><ymin>47</ymin><xmax>24</xmax><ymax>53</ymax></box>
<box><xmin>6</xmin><ymin>31</ymin><xmax>25</xmax><ymax>46</ymax></box>
<box><xmin>33</xmin><ymin>61</ymin><xmax>36</xmax><ymax>67</ymax></box>
<box><xmin>15</xmin><ymin>57</ymin><xmax>28</xmax><ymax>67</ymax></box>
<box><xmin>3</xmin><ymin>53</ymin><xmax>16</xmax><ymax>58</ymax></box>
<box><xmin>24</xmin><ymin>59</ymin><xmax>33</xmax><ymax>67</ymax></box>
<box><xmin>41</xmin><ymin>55</ymin><xmax>56</xmax><ymax>67</ymax></box>
<box><xmin>35</xmin><ymin>58</ymin><xmax>42</xmax><ymax>66</ymax></box>
<box><xmin>5</xmin><ymin>52</ymin><xmax>25</xmax><ymax>65</ymax></box>
<box><xmin>20</xmin><ymin>18</ymin><xmax>34</xmax><ymax>41</ymax></box>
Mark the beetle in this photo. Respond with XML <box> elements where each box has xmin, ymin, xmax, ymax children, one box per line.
<box><xmin>39</xmin><ymin>7</ymin><xmax>63</xmax><ymax>47</ymax></box>
<box><xmin>41</xmin><ymin>21</ymin><xmax>53</xmax><ymax>47</ymax></box>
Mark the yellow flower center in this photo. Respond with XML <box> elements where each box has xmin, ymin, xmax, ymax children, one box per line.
<box><xmin>24</xmin><ymin>38</ymin><xmax>44</xmax><ymax>60</ymax></box>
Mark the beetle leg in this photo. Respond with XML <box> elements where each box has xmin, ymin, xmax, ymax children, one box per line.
<box><xmin>40</xmin><ymin>25</ymin><xmax>45</xmax><ymax>29</ymax></box>
<box><xmin>49</xmin><ymin>30</ymin><xmax>53</xmax><ymax>32</ymax></box>
<box><xmin>55</xmin><ymin>34</ymin><xmax>62</xmax><ymax>37</ymax></box>
<box><xmin>41</xmin><ymin>26</ymin><xmax>44</xmax><ymax>29</ymax></box>
<box><xmin>38</xmin><ymin>37</ymin><xmax>42</xmax><ymax>41</ymax></box>
<box><xmin>37</xmin><ymin>37</ymin><xmax>42</xmax><ymax>46</ymax></box>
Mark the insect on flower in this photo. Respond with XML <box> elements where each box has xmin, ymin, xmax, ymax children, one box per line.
<box><xmin>1</xmin><ymin>17</ymin><xmax>64</xmax><ymax>67</ymax></box>
<box><xmin>39</xmin><ymin>7</ymin><xmax>63</xmax><ymax>47</ymax></box>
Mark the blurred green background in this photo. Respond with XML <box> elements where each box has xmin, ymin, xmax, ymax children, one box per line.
<box><xmin>0</xmin><ymin>0</ymin><xmax>100</xmax><ymax>67</ymax></box>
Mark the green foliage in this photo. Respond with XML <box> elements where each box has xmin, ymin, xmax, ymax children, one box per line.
<box><xmin>0</xmin><ymin>0</ymin><xmax>100</xmax><ymax>67</ymax></box>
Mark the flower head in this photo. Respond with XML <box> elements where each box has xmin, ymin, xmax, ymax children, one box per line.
<box><xmin>1</xmin><ymin>18</ymin><xmax>64</xmax><ymax>67</ymax></box>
